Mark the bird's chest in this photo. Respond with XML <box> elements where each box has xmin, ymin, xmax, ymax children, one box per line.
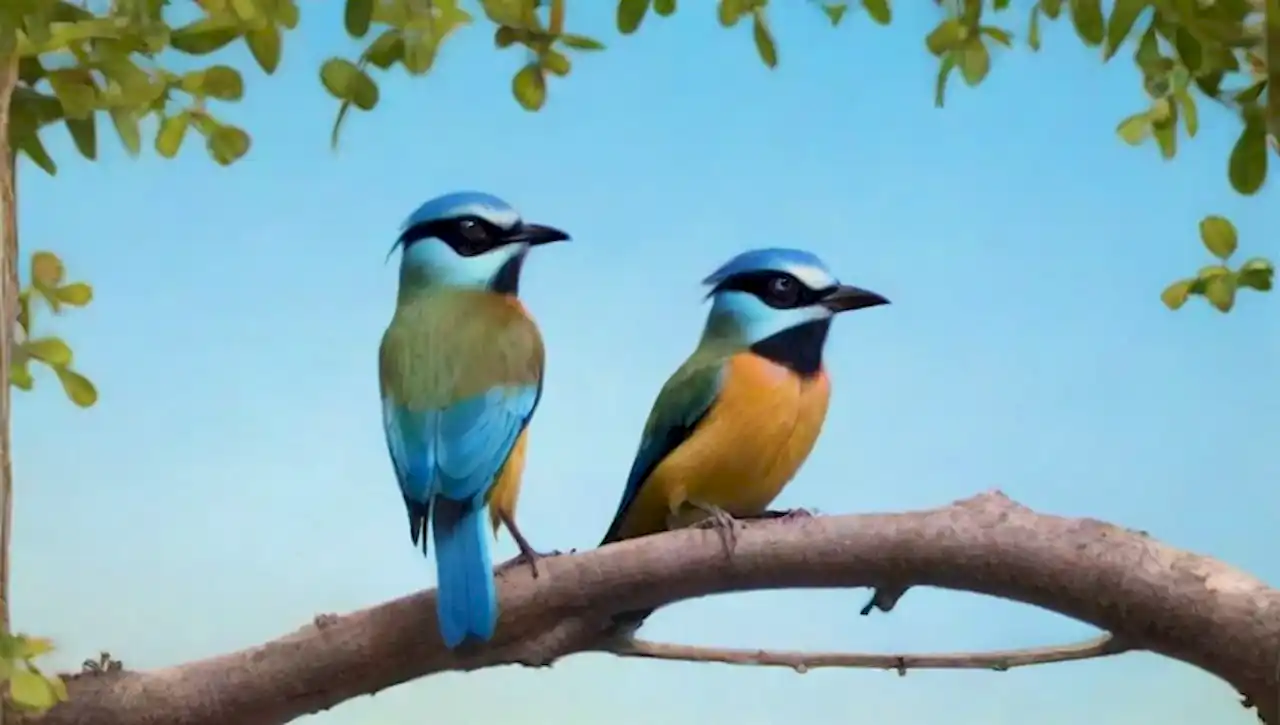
<box><xmin>676</xmin><ymin>355</ymin><xmax>831</xmax><ymax>515</ymax></box>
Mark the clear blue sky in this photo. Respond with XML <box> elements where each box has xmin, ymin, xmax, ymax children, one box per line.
<box><xmin>14</xmin><ymin>3</ymin><xmax>1278</xmax><ymax>724</ymax></box>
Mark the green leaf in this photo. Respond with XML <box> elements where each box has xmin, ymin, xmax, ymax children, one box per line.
<box><xmin>1041</xmin><ymin>0</ymin><xmax>1062</xmax><ymax>20</ymax></box>
<box><xmin>861</xmin><ymin>0</ymin><xmax>890</xmax><ymax>25</ymax></box>
<box><xmin>345</xmin><ymin>0</ymin><xmax>374</xmax><ymax>37</ymax></box>
<box><xmin>560</xmin><ymin>33</ymin><xmax>605</xmax><ymax>50</ymax></box>
<box><xmin>1199</xmin><ymin>215</ymin><xmax>1237</xmax><ymax>260</ymax></box>
<box><xmin>1027</xmin><ymin>6</ymin><xmax>1041</xmax><ymax>50</ymax></box>
<box><xmin>1152</xmin><ymin>116</ymin><xmax>1176</xmax><ymax>159</ymax></box>
<box><xmin>46</xmin><ymin>70</ymin><xmax>95</xmax><ymax>119</ymax></box>
<box><xmin>9</xmin><ymin>363</ymin><xmax>33</xmax><ymax>390</ymax></box>
<box><xmin>54</xmin><ymin>367</ymin><xmax>97</xmax><ymax>408</ymax></box>
<box><xmin>1175</xmin><ymin>90</ymin><xmax>1197</xmax><ymax>137</ymax></box>
<box><xmin>320</xmin><ymin>59</ymin><xmax>380</xmax><ymax>110</ymax></box>
<box><xmin>199</xmin><ymin>66</ymin><xmax>245</xmax><ymax>101</ymax></box>
<box><xmin>1116</xmin><ymin>112</ymin><xmax>1151</xmax><ymax>145</ymax></box>
<box><xmin>109</xmin><ymin>108</ymin><xmax>141</xmax><ymax>156</ymax></box>
<box><xmin>1202</xmin><ymin>272</ymin><xmax>1238</xmax><ymax>312</ymax></box>
<box><xmin>9</xmin><ymin>669</ymin><xmax>55</xmax><ymax>710</ymax></box>
<box><xmin>617</xmin><ymin>0</ymin><xmax>650</xmax><ymax>34</ymax></box>
<box><xmin>980</xmin><ymin>26</ymin><xmax>1012</xmax><ymax>46</ymax></box>
<box><xmin>958</xmin><ymin>38</ymin><xmax>989</xmax><ymax>85</ymax></box>
<box><xmin>926</xmin><ymin>19</ymin><xmax>966</xmax><ymax>56</ymax></box>
<box><xmin>170</xmin><ymin>19</ymin><xmax>241</xmax><ymax>55</ymax></box>
<box><xmin>207</xmin><ymin>125</ymin><xmax>252</xmax><ymax>165</ymax></box>
<box><xmin>364</xmin><ymin>30</ymin><xmax>404</xmax><ymax>68</ymax></box>
<box><xmin>654</xmin><ymin>0</ymin><xmax>676</xmax><ymax>16</ymax></box>
<box><xmin>1238</xmin><ymin>258</ymin><xmax>1274</xmax><ymax>292</ymax></box>
<box><xmin>15</xmin><ymin>128</ymin><xmax>57</xmax><ymax>175</ymax></box>
<box><xmin>23</xmin><ymin>338</ymin><xmax>72</xmax><ymax>367</ymax></box>
<box><xmin>155</xmin><ymin>113</ymin><xmax>190</xmax><ymax>158</ymax></box>
<box><xmin>247</xmin><ymin>25</ymin><xmax>282</xmax><ymax>74</ymax></box>
<box><xmin>512</xmin><ymin>63</ymin><xmax>546</xmax><ymax>111</ymax></box>
<box><xmin>30</xmin><ymin>251</ymin><xmax>64</xmax><ymax>289</ymax></box>
<box><xmin>1068</xmin><ymin>0</ymin><xmax>1104</xmax><ymax>46</ymax></box>
<box><xmin>542</xmin><ymin>49</ymin><xmax>571</xmax><ymax>76</ymax></box>
<box><xmin>934</xmin><ymin>52</ymin><xmax>957</xmax><ymax>107</ymax></box>
<box><xmin>752</xmin><ymin>10</ymin><xmax>778</xmax><ymax>69</ymax></box>
<box><xmin>718</xmin><ymin>0</ymin><xmax>746</xmax><ymax>27</ymax></box>
<box><xmin>1103</xmin><ymin>0</ymin><xmax>1146</xmax><ymax>60</ymax></box>
<box><xmin>1228</xmin><ymin>114</ymin><xmax>1268</xmax><ymax>195</ymax></box>
<box><xmin>1160</xmin><ymin>278</ymin><xmax>1193</xmax><ymax>310</ymax></box>
<box><xmin>65</xmin><ymin>116</ymin><xmax>96</xmax><ymax>160</ymax></box>
<box><xmin>54</xmin><ymin>282</ymin><xmax>92</xmax><ymax>306</ymax></box>
<box><xmin>11</xmin><ymin>635</ymin><xmax>54</xmax><ymax>659</ymax></box>
<box><xmin>822</xmin><ymin>3</ymin><xmax>847</xmax><ymax>26</ymax></box>
<box><xmin>1134</xmin><ymin>24</ymin><xmax>1160</xmax><ymax>70</ymax></box>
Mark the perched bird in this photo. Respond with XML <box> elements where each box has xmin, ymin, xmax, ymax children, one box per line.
<box><xmin>600</xmin><ymin>248</ymin><xmax>888</xmax><ymax>625</ymax></box>
<box><xmin>379</xmin><ymin>191</ymin><xmax>570</xmax><ymax>649</ymax></box>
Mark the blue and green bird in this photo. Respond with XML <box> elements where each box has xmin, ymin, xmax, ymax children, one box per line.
<box><xmin>600</xmin><ymin>248</ymin><xmax>889</xmax><ymax>624</ymax></box>
<box><xmin>379</xmin><ymin>191</ymin><xmax>570</xmax><ymax>649</ymax></box>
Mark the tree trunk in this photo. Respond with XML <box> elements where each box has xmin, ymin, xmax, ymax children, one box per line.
<box><xmin>0</xmin><ymin>47</ymin><xmax>20</xmax><ymax>725</ymax></box>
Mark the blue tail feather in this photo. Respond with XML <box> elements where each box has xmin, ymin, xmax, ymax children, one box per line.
<box><xmin>431</xmin><ymin>498</ymin><xmax>497</xmax><ymax>649</ymax></box>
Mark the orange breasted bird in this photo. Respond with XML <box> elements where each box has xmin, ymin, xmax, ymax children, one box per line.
<box><xmin>379</xmin><ymin>191</ymin><xmax>570</xmax><ymax>649</ymax></box>
<box><xmin>599</xmin><ymin>248</ymin><xmax>888</xmax><ymax>625</ymax></box>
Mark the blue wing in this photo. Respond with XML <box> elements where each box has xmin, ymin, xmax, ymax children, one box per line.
<box><xmin>383</xmin><ymin>384</ymin><xmax>541</xmax><ymax>508</ymax></box>
<box><xmin>600</xmin><ymin>360</ymin><xmax>725</xmax><ymax>544</ymax></box>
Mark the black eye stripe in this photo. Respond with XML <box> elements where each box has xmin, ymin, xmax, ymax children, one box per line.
<box><xmin>398</xmin><ymin>215</ymin><xmax>508</xmax><ymax>257</ymax></box>
<box><xmin>712</xmin><ymin>271</ymin><xmax>825</xmax><ymax>310</ymax></box>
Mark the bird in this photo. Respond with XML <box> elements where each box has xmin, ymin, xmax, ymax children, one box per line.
<box><xmin>599</xmin><ymin>247</ymin><xmax>889</xmax><ymax>627</ymax></box>
<box><xmin>378</xmin><ymin>190</ymin><xmax>570</xmax><ymax>649</ymax></box>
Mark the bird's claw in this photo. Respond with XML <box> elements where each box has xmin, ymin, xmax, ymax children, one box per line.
<box><xmin>496</xmin><ymin>548</ymin><xmax>562</xmax><ymax>579</ymax></box>
<box><xmin>692</xmin><ymin>504</ymin><xmax>739</xmax><ymax>555</ymax></box>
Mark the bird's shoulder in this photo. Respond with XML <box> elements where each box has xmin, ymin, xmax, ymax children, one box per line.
<box><xmin>644</xmin><ymin>349</ymin><xmax>729</xmax><ymax>433</ymax></box>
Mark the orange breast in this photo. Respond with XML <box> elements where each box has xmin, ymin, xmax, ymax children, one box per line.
<box><xmin>614</xmin><ymin>353</ymin><xmax>831</xmax><ymax>539</ymax></box>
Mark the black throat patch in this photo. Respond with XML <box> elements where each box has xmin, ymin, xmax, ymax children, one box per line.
<box><xmin>749</xmin><ymin>318</ymin><xmax>831</xmax><ymax>377</ymax></box>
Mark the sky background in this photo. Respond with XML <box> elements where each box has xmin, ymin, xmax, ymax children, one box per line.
<box><xmin>13</xmin><ymin>2</ymin><xmax>1279</xmax><ymax>724</ymax></box>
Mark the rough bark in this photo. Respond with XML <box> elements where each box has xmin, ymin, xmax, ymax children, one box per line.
<box><xmin>28</xmin><ymin>492</ymin><xmax>1280</xmax><ymax>725</ymax></box>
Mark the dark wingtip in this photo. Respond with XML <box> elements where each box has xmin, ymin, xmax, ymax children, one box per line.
<box><xmin>405</xmin><ymin>498</ymin><xmax>430</xmax><ymax>555</ymax></box>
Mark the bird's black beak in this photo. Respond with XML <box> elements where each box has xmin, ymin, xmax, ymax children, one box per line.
<box><xmin>507</xmin><ymin>222</ymin><xmax>571</xmax><ymax>246</ymax></box>
<box><xmin>821</xmin><ymin>284</ymin><xmax>890</xmax><ymax>313</ymax></box>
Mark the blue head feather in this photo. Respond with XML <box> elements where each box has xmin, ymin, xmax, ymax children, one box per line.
<box><xmin>393</xmin><ymin>191</ymin><xmax>529</xmax><ymax>291</ymax></box>
<box><xmin>701</xmin><ymin>247</ymin><xmax>844</xmax><ymax>347</ymax></box>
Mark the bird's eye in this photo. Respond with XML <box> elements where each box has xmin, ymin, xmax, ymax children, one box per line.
<box><xmin>458</xmin><ymin>219</ymin><xmax>485</xmax><ymax>242</ymax></box>
<box><xmin>766</xmin><ymin>275</ymin><xmax>800</xmax><ymax>306</ymax></box>
<box><xmin>445</xmin><ymin>218</ymin><xmax>492</xmax><ymax>256</ymax></box>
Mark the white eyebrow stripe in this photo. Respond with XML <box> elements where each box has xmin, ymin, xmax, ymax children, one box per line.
<box><xmin>786</xmin><ymin>262</ymin><xmax>838</xmax><ymax>290</ymax></box>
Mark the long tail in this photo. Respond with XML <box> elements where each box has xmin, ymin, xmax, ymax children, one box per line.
<box><xmin>431</xmin><ymin>497</ymin><xmax>498</xmax><ymax>649</ymax></box>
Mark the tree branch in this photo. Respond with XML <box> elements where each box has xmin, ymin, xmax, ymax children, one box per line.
<box><xmin>605</xmin><ymin>633</ymin><xmax>1132</xmax><ymax>674</ymax></box>
<box><xmin>29</xmin><ymin>491</ymin><xmax>1280</xmax><ymax>725</ymax></box>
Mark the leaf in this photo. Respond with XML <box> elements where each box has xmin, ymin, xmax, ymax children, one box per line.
<box><xmin>169</xmin><ymin>19</ymin><xmax>240</xmax><ymax>55</ymax></box>
<box><xmin>199</xmin><ymin>66</ymin><xmax>245</xmax><ymax>100</ymax></box>
<box><xmin>320</xmin><ymin>59</ymin><xmax>379</xmax><ymax>110</ymax></box>
<box><xmin>24</xmin><ymin>338</ymin><xmax>72</xmax><ymax>367</ymax></box>
<box><xmin>1152</xmin><ymin>116</ymin><xmax>1176</xmax><ymax>159</ymax></box>
<box><xmin>1238</xmin><ymin>258</ymin><xmax>1274</xmax><ymax>292</ymax></box>
<box><xmin>1116</xmin><ymin>112</ymin><xmax>1151</xmax><ymax>145</ymax></box>
<box><xmin>934</xmin><ymin>52</ymin><xmax>957</xmax><ymax>107</ymax></box>
<box><xmin>718</xmin><ymin>0</ymin><xmax>746</xmax><ymax>27</ymax></box>
<box><xmin>65</xmin><ymin>116</ymin><xmax>96</xmax><ymax>160</ymax></box>
<box><xmin>1199</xmin><ymin>215</ymin><xmax>1237</xmax><ymax>260</ymax></box>
<box><xmin>654</xmin><ymin>0</ymin><xmax>676</xmax><ymax>16</ymax></box>
<box><xmin>54</xmin><ymin>367</ymin><xmax>97</xmax><ymax>408</ymax></box>
<box><xmin>1068</xmin><ymin>0</ymin><xmax>1104</xmax><ymax>45</ymax></box>
<box><xmin>345</xmin><ymin>0</ymin><xmax>373</xmax><ymax>37</ymax></box>
<box><xmin>54</xmin><ymin>283</ymin><xmax>92</xmax><ymax>306</ymax></box>
<box><xmin>11</xmin><ymin>635</ymin><xmax>54</xmax><ymax>660</ymax></box>
<box><xmin>207</xmin><ymin>125</ymin><xmax>251</xmax><ymax>165</ymax></box>
<box><xmin>401</xmin><ymin>28</ymin><xmax>438</xmax><ymax>75</ymax></box>
<box><xmin>926</xmin><ymin>19</ymin><xmax>966</xmax><ymax>56</ymax></box>
<box><xmin>109</xmin><ymin>108</ymin><xmax>141</xmax><ymax>156</ymax></box>
<box><xmin>512</xmin><ymin>63</ymin><xmax>546</xmax><ymax>111</ymax></box>
<box><xmin>542</xmin><ymin>49</ymin><xmax>571</xmax><ymax>76</ymax></box>
<box><xmin>1203</xmin><ymin>272</ymin><xmax>1238</xmax><ymax>312</ymax></box>
<box><xmin>10</xmin><ymin>363</ymin><xmax>33</xmax><ymax>391</ymax></box>
<box><xmin>364</xmin><ymin>30</ymin><xmax>404</xmax><ymax>68</ymax></box>
<box><xmin>822</xmin><ymin>3</ymin><xmax>847</xmax><ymax>26</ymax></box>
<box><xmin>14</xmin><ymin>128</ymin><xmax>57</xmax><ymax>176</ymax></box>
<box><xmin>46</xmin><ymin>70</ymin><xmax>95</xmax><ymax>119</ymax></box>
<box><xmin>1160</xmin><ymin>279</ymin><xmax>1193</xmax><ymax>309</ymax></box>
<box><xmin>752</xmin><ymin>11</ymin><xmax>778</xmax><ymax>69</ymax></box>
<box><xmin>617</xmin><ymin>0</ymin><xmax>650</xmax><ymax>34</ymax></box>
<box><xmin>9</xmin><ymin>669</ymin><xmax>55</xmax><ymax>710</ymax></box>
<box><xmin>31</xmin><ymin>251</ymin><xmax>64</xmax><ymax>289</ymax></box>
<box><xmin>247</xmin><ymin>25</ymin><xmax>282</xmax><ymax>74</ymax></box>
<box><xmin>1104</xmin><ymin>0</ymin><xmax>1146</xmax><ymax>60</ymax></box>
<box><xmin>861</xmin><ymin>0</ymin><xmax>890</xmax><ymax>25</ymax></box>
<box><xmin>958</xmin><ymin>38</ymin><xmax>989</xmax><ymax>85</ymax></box>
<box><xmin>981</xmin><ymin>26</ymin><xmax>1012</xmax><ymax>46</ymax></box>
<box><xmin>1228</xmin><ymin>115</ymin><xmax>1268</xmax><ymax>195</ymax></box>
<box><xmin>1175</xmin><ymin>90</ymin><xmax>1197</xmax><ymax>137</ymax></box>
<box><xmin>155</xmin><ymin>113</ymin><xmax>190</xmax><ymax>158</ymax></box>
<box><xmin>560</xmin><ymin>33</ymin><xmax>605</xmax><ymax>50</ymax></box>
<box><xmin>1028</xmin><ymin>6</ymin><xmax>1041</xmax><ymax>50</ymax></box>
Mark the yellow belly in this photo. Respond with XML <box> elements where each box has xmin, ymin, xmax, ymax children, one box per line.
<box><xmin>486</xmin><ymin>429</ymin><xmax>528</xmax><ymax>537</ymax></box>
<box><xmin>616</xmin><ymin>353</ymin><xmax>831</xmax><ymax>539</ymax></box>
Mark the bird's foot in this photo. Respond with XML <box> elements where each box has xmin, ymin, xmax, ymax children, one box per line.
<box><xmin>313</xmin><ymin>613</ymin><xmax>340</xmax><ymax>630</ymax></box>
<box><xmin>860</xmin><ymin>586</ymin><xmax>909</xmax><ymax>616</ymax></box>
<box><xmin>753</xmin><ymin>507</ymin><xmax>818</xmax><ymax>521</ymax></box>
<box><xmin>496</xmin><ymin>548</ymin><xmax>563</xmax><ymax>579</ymax></box>
<box><xmin>689</xmin><ymin>502</ymin><xmax>739</xmax><ymax>555</ymax></box>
